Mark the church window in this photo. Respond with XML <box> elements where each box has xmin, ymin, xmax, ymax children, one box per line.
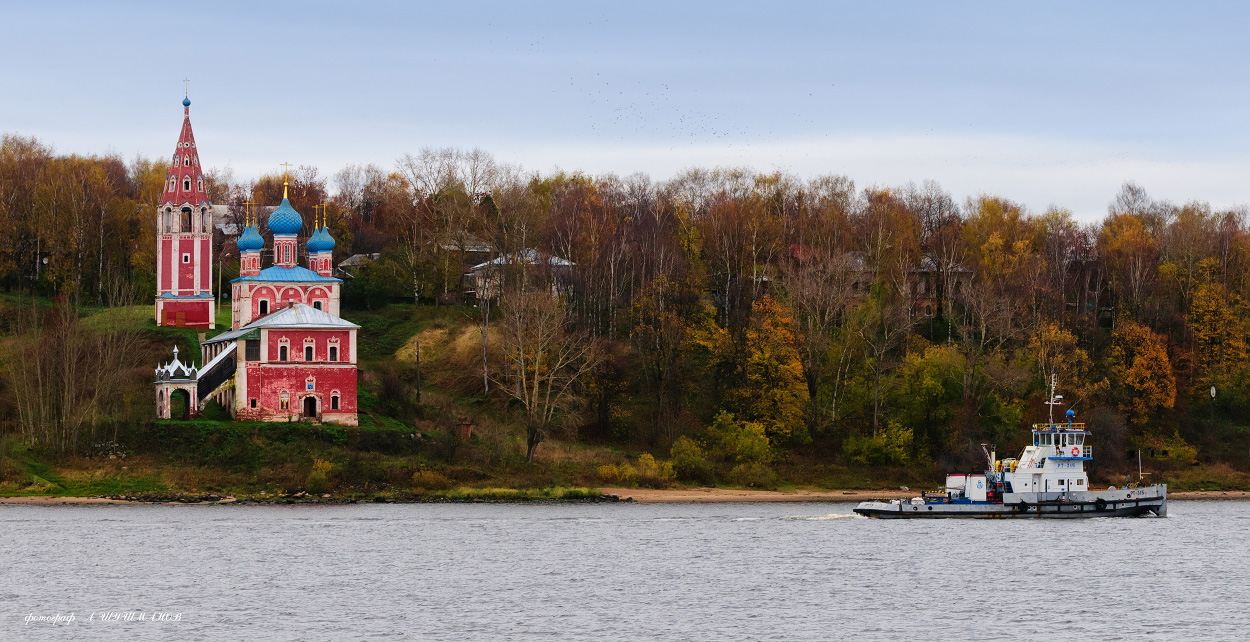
<box><xmin>197</xmin><ymin>178</ymin><xmax>203</xmax><ymax>193</ymax></box>
<box><xmin>259</xmin><ymin>300</ymin><xmax>269</xmax><ymax>316</ymax></box>
<box><xmin>250</xmin><ymin>398</ymin><xmax>257</xmax><ymax>408</ymax></box>
<box><xmin>201</xmin><ymin>208</ymin><xmax>208</xmax><ymax>232</ymax></box>
<box><xmin>169</xmin><ymin>176</ymin><xmax>176</xmax><ymax>191</ymax></box>
<box><xmin>182</xmin><ymin>254</ymin><xmax>190</xmax><ymax>264</ymax></box>
<box><xmin>283</xmin><ymin>246</ymin><xmax>291</xmax><ymax>264</ymax></box>
<box><xmin>163</xmin><ymin>208</ymin><xmax>172</xmax><ymax>233</ymax></box>
<box><xmin>313</xmin><ymin>301</ymin><xmax>322</xmax><ymax>311</ymax></box>
<box><xmin>181</xmin><ymin>208</ymin><xmax>192</xmax><ymax>232</ymax></box>
<box><xmin>245</xmin><ymin>340</ymin><xmax>260</xmax><ymax>361</ymax></box>
<box><xmin>329</xmin><ymin>345</ymin><xmax>338</xmax><ymax>362</ymax></box>
<box><xmin>279</xmin><ymin>345</ymin><xmax>288</xmax><ymax>362</ymax></box>
<box><xmin>305</xmin><ymin>345</ymin><xmax>314</xmax><ymax>361</ymax></box>
<box><xmin>184</xmin><ymin>155</ymin><xmax>190</xmax><ymax>166</ymax></box>
<box><xmin>183</xmin><ymin>178</ymin><xmax>191</xmax><ymax>191</ymax></box>
<box><xmin>331</xmin><ymin>394</ymin><xmax>340</xmax><ymax>410</ymax></box>
<box><xmin>279</xmin><ymin>392</ymin><xmax>289</xmax><ymax>410</ymax></box>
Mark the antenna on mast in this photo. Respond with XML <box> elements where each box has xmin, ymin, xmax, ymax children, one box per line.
<box><xmin>1044</xmin><ymin>373</ymin><xmax>1064</xmax><ymax>424</ymax></box>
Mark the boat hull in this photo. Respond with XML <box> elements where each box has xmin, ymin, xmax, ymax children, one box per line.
<box><xmin>854</xmin><ymin>485</ymin><xmax>1166</xmax><ymax>519</ymax></box>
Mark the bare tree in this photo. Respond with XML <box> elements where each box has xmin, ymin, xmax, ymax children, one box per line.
<box><xmin>492</xmin><ymin>285</ymin><xmax>599</xmax><ymax>463</ymax></box>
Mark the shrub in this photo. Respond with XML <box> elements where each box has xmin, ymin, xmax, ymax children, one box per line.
<box><xmin>596</xmin><ymin>463</ymin><xmax>638</xmax><ymax>485</ymax></box>
<box><xmin>669</xmin><ymin>436</ymin><xmax>715</xmax><ymax>484</ymax></box>
<box><xmin>305</xmin><ymin>458</ymin><xmax>334</xmax><ymax>494</ymax></box>
<box><xmin>709</xmin><ymin>411</ymin><xmax>772</xmax><ymax>464</ymax></box>
<box><xmin>843</xmin><ymin>422</ymin><xmax>913</xmax><ymax>466</ymax></box>
<box><xmin>636</xmin><ymin>454</ymin><xmax>675</xmax><ymax>488</ymax></box>
<box><xmin>730</xmin><ymin>462</ymin><xmax>778</xmax><ymax>489</ymax></box>
<box><xmin>411</xmin><ymin>469</ymin><xmax>452</xmax><ymax>490</ymax></box>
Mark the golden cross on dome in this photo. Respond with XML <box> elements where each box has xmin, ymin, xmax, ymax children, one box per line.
<box><xmin>243</xmin><ymin>200</ymin><xmax>256</xmax><ymax>226</ymax></box>
<box><xmin>183</xmin><ymin>78</ymin><xmax>190</xmax><ymax>96</ymax></box>
<box><xmin>280</xmin><ymin>162</ymin><xmax>293</xmax><ymax>199</ymax></box>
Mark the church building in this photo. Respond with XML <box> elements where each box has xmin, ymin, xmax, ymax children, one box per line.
<box><xmin>154</xmin><ymin>95</ymin><xmax>359</xmax><ymax>425</ymax></box>
<box><xmin>155</xmin><ymin>96</ymin><xmax>215</xmax><ymax>328</ymax></box>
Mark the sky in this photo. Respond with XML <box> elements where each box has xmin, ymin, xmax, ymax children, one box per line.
<box><xmin>3</xmin><ymin>1</ymin><xmax>1249</xmax><ymax>220</ymax></box>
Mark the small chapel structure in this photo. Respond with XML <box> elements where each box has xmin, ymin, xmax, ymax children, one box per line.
<box><xmin>154</xmin><ymin>95</ymin><xmax>359</xmax><ymax>425</ymax></box>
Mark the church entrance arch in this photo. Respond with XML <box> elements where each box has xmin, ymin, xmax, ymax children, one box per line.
<box><xmin>303</xmin><ymin>396</ymin><xmax>318</xmax><ymax>418</ymax></box>
<box><xmin>170</xmin><ymin>389</ymin><xmax>192</xmax><ymax>420</ymax></box>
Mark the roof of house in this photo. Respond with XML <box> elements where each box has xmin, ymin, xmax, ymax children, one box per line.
<box><xmin>204</xmin><ymin>302</ymin><xmax>358</xmax><ymax>344</ymax></box>
<box><xmin>231</xmin><ymin>265</ymin><xmax>341</xmax><ymax>283</ymax></box>
<box><xmin>471</xmin><ymin>249</ymin><xmax>574</xmax><ymax>271</ymax></box>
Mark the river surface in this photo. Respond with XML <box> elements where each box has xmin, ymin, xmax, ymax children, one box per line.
<box><xmin>1</xmin><ymin>500</ymin><xmax>1246</xmax><ymax>641</ymax></box>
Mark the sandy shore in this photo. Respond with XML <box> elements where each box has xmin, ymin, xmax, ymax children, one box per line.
<box><xmin>601</xmin><ymin>487</ymin><xmax>1250</xmax><ymax>503</ymax></box>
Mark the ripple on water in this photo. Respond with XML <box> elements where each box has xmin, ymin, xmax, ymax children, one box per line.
<box><xmin>0</xmin><ymin>500</ymin><xmax>1244</xmax><ymax>642</ymax></box>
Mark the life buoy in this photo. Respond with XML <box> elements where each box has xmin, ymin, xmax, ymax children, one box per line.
<box><xmin>1070</xmin><ymin>446</ymin><xmax>1080</xmax><ymax>456</ymax></box>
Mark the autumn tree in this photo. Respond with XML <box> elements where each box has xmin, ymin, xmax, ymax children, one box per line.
<box><xmin>721</xmin><ymin>295</ymin><xmax>809</xmax><ymax>444</ymax></box>
<box><xmin>1106</xmin><ymin>319</ymin><xmax>1176</xmax><ymax>426</ymax></box>
<box><xmin>1188</xmin><ymin>276</ymin><xmax>1249</xmax><ymax>390</ymax></box>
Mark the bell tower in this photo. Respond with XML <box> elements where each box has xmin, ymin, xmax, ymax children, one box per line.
<box><xmin>155</xmin><ymin>93</ymin><xmax>215</xmax><ymax>328</ymax></box>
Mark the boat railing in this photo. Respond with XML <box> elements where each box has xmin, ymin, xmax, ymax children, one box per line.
<box><xmin>1032</xmin><ymin>422</ymin><xmax>1087</xmax><ymax>432</ymax></box>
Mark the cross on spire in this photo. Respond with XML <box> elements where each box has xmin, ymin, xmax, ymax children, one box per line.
<box><xmin>280</xmin><ymin>162</ymin><xmax>293</xmax><ymax>199</ymax></box>
<box><xmin>184</xmin><ymin>78</ymin><xmax>190</xmax><ymax>95</ymax></box>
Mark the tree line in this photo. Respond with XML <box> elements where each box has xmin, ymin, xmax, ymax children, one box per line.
<box><xmin>3</xmin><ymin>133</ymin><xmax>1248</xmax><ymax>473</ymax></box>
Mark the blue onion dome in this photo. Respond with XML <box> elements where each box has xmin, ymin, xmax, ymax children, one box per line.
<box><xmin>319</xmin><ymin>226</ymin><xmax>335</xmax><ymax>251</ymax></box>
<box><xmin>183</xmin><ymin>96</ymin><xmax>191</xmax><ymax>107</ymax></box>
<box><xmin>306</xmin><ymin>227</ymin><xmax>329</xmax><ymax>252</ymax></box>
<box><xmin>236</xmin><ymin>225</ymin><xmax>264</xmax><ymax>251</ymax></box>
<box><xmin>267</xmin><ymin>198</ymin><xmax>304</xmax><ymax>235</ymax></box>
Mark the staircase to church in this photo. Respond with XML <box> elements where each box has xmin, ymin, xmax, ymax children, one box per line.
<box><xmin>197</xmin><ymin>343</ymin><xmax>237</xmax><ymax>403</ymax></box>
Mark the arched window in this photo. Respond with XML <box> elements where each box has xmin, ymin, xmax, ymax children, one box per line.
<box><xmin>279</xmin><ymin>345</ymin><xmax>288</xmax><ymax>361</ymax></box>
<box><xmin>183</xmin><ymin>155</ymin><xmax>190</xmax><ymax>167</ymax></box>
<box><xmin>304</xmin><ymin>345</ymin><xmax>313</xmax><ymax>361</ymax></box>
<box><xmin>259</xmin><ymin>300</ymin><xmax>269</xmax><ymax>315</ymax></box>
<box><xmin>201</xmin><ymin>208</ymin><xmax>208</xmax><ymax>232</ymax></box>
<box><xmin>329</xmin><ymin>345</ymin><xmax>338</xmax><ymax>362</ymax></box>
<box><xmin>163</xmin><ymin>208</ymin><xmax>172</xmax><ymax>233</ymax></box>
<box><xmin>283</xmin><ymin>246</ymin><xmax>290</xmax><ymax>264</ymax></box>
<box><xmin>331</xmin><ymin>394</ymin><xmax>340</xmax><ymax>410</ymax></box>
<box><xmin>197</xmin><ymin>178</ymin><xmax>203</xmax><ymax>193</ymax></box>
<box><xmin>181</xmin><ymin>208</ymin><xmax>192</xmax><ymax>232</ymax></box>
<box><xmin>183</xmin><ymin>177</ymin><xmax>191</xmax><ymax>191</ymax></box>
<box><xmin>168</xmin><ymin>176</ymin><xmax>176</xmax><ymax>191</ymax></box>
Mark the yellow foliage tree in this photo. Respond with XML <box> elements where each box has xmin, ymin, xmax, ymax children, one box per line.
<box><xmin>725</xmin><ymin>296</ymin><xmax>809</xmax><ymax>443</ymax></box>
<box><xmin>1188</xmin><ymin>278</ymin><xmax>1249</xmax><ymax>390</ymax></box>
<box><xmin>1028</xmin><ymin>322</ymin><xmax>1107</xmax><ymax>408</ymax></box>
<box><xmin>1107</xmin><ymin>319</ymin><xmax>1176</xmax><ymax>426</ymax></box>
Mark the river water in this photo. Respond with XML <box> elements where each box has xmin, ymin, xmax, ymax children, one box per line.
<box><xmin>1</xmin><ymin>500</ymin><xmax>1246</xmax><ymax>641</ymax></box>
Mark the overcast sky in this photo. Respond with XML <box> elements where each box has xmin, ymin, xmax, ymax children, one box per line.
<box><xmin>3</xmin><ymin>1</ymin><xmax>1248</xmax><ymax>220</ymax></box>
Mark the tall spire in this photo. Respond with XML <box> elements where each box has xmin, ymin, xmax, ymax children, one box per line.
<box><xmin>163</xmin><ymin>94</ymin><xmax>209</xmax><ymax>207</ymax></box>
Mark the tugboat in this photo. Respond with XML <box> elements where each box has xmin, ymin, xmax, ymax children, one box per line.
<box><xmin>854</xmin><ymin>382</ymin><xmax>1167</xmax><ymax>519</ymax></box>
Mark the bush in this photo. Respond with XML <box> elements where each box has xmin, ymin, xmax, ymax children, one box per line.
<box><xmin>709</xmin><ymin>411</ymin><xmax>772</xmax><ymax>464</ymax></box>
<box><xmin>306</xmin><ymin>459</ymin><xmax>333</xmax><ymax>494</ymax></box>
<box><xmin>730</xmin><ymin>462</ymin><xmax>778</xmax><ymax>489</ymax></box>
<box><xmin>844</xmin><ymin>422</ymin><xmax>913</xmax><ymax>466</ymax></box>
<box><xmin>411</xmin><ymin>469</ymin><xmax>452</xmax><ymax>490</ymax></box>
<box><xmin>669</xmin><ymin>437</ymin><xmax>714</xmax><ymax>484</ymax></box>
<box><xmin>596</xmin><ymin>463</ymin><xmax>638</xmax><ymax>485</ymax></box>
<box><xmin>636</xmin><ymin>454</ymin><xmax>675</xmax><ymax>488</ymax></box>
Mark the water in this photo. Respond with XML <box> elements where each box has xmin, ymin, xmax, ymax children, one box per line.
<box><xmin>1</xmin><ymin>500</ymin><xmax>1246</xmax><ymax>641</ymax></box>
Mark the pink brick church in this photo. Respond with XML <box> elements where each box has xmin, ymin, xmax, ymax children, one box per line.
<box><xmin>154</xmin><ymin>95</ymin><xmax>360</xmax><ymax>425</ymax></box>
